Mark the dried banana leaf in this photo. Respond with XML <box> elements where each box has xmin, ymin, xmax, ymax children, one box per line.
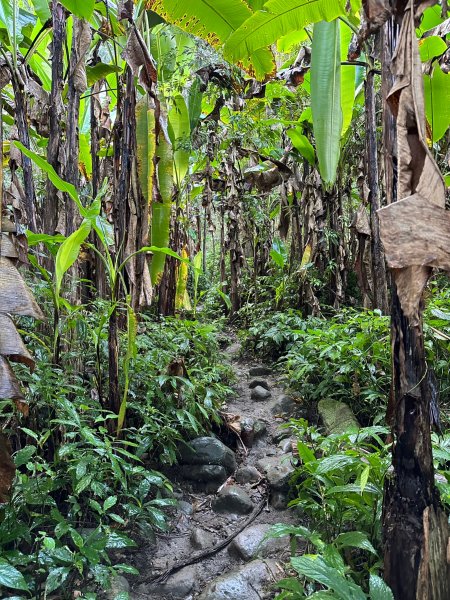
<box><xmin>0</xmin><ymin>314</ymin><xmax>34</xmax><ymax>370</ymax></box>
<box><xmin>0</xmin><ymin>355</ymin><xmax>24</xmax><ymax>400</ymax></box>
<box><xmin>0</xmin><ymin>233</ymin><xmax>18</xmax><ymax>259</ymax></box>
<box><xmin>0</xmin><ymin>257</ymin><xmax>44</xmax><ymax>319</ymax></box>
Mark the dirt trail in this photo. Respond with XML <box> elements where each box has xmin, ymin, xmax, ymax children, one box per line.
<box><xmin>113</xmin><ymin>338</ymin><xmax>302</xmax><ymax>600</ymax></box>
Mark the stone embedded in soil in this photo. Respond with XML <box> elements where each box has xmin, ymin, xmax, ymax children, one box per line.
<box><xmin>178</xmin><ymin>500</ymin><xmax>194</xmax><ymax>515</ymax></box>
<box><xmin>179</xmin><ymin>437</ymin><xmax>237</xmax><ymax>474</ymax></box>
<box><xmin>235</xmin><ymin>465</ymin><xmax>262</xmax><ymax>484</ymax></box>
<box><xmin>212</xmin><ymin>485</ymin><xmax>254</xmax><ymax>515</ymax></box>
<box><xmin>190</xmin><ymin>527</ymin><xmax>216</xmax><ymax>550</ymax></box>
<box><xmin>272</xmin><ymin>426</ymin><xmax>293</xmax><ymax>444</ymax></box>
<box><xmin>106</xmin><ymin>575</ymin><xmax>129</xmax><ymax>599</ymax></box>
<box><xmin>228</xmin><ymin>523</ymin><xmax>289</xmax><ymax>561</ymax></box>
<box><xmin>253</xmin><ymin>420</ymin><xmax>268</xmax><ymax>439</ymax></box>
<box><xmin>181</xmin><ymin>464</ymin><xmax>228</xmax><ymax>483</ymax></box>
<box><xmin>251</xmin><ymin>385</ymin><xmax>272</xmax><ymax>401</ymax></box>
<box><xmin>249</xmin><ymin>366</ymin><xmax>272</xmax><ymax>376</ymax></box>
<box><xmin>256</xmin><ymin>455</ymin><xmax>295</xmax><ymax>492</ymax></box>
<box><xmin>240</xmin><ymin>417</ymin><xmax>255</xmax><ymax>447</ymax></box>
<box><xmin>135</xmin><ymin>565</ymin><xmax>197</xmax><ymax>599</ymax></box>
<box><xmin>197</xmin><ymin>559</ymin><xmax>279</xmax><ymax>600</ymax></box>
<box><xmin>278</xmin><ymin>438</ymin><xmax>293</xmax><ymax>453</ymax></box>
<box><xmin>270</xmin><ymin>394</ymin><xmax>304</xmax><ymax>418</ymax></box>
<box><xmin>270</xmin><ymin>490</ymin><xmax>289</xmax><ymax>510</ymax></box>
<box><xmin>318</xmin><ymin>399</ymin><xmax>360</xmax><ymax>434</ymax></box>
<box><xmin>249</xmin><ymin>378</ymin><xmax>270</xmax><ymax>390</ymax></box>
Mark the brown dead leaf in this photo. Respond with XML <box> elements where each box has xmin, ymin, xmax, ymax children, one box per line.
<box><xmin>0</xmin><ymin>314</ymin><xmax>35</xmax><ymax>370</ymax></box>
<box><xmin>0</xmin><ymin>233</ymin><xmax>18</xmax><ymax>259</ymax></box>
<box><xmin>363</xmin><ymin>0</ymin><xmax>392</xmax><ymax>27</ymax></box>
<box><xmin>118</xmin><ymin>0</ymin><xmax>134</xmax><ymax>20</ymax></box>
<box><xmin>0</xmin><ymin>433</ymin><xmax>15</xmax><ymax>503</ymax></box>
<box><xmin>377</xmin><ymin>1</ymin><xmax>447</xmax><ymax>322</ymax></box>
<box><xmin>351</xmin><ymin>204</ymin><xmax>371</xmax><ymax>237</ymax></box>
<box><xmin>122</xmin><ymin>27</ymin><xmax>157</xmax><ymax>90</ymax></box>
<box><xmin>0</xmin><ymin>257</ymin><xmax>45</xmax><ymax>319</ymax></box>
<box><xmin>0</xmin><ymin>355</ymin><xmax>24</xmax><ymax>401</ymax></box>
<box><xmin>71</xmin><ymin>18</ymin><xmax>92</xmax><ymax>93</ymax></box>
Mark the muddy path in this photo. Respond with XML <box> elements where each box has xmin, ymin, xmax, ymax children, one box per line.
<box><xmin>110</xmin><ymin>338</ymin><xmax>306</xmax><ymax>600</ymax></box>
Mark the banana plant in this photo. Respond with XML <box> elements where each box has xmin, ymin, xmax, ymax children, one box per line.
<box><xmin>16</xmin><ymin>143</ymin><xmax>192</xmax><ymax>432</ymax></box>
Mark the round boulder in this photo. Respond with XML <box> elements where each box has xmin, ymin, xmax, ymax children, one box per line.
<box><xmin>179</xmin><ymin>437</ymin><xmax>236</xmax><ymax>474</ymax></box>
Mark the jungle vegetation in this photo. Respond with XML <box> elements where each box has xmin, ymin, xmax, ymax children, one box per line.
<box><xmin>0</xmin><ymin>0</ymin><xmax>449</xmax><ymax>598</ymax></box>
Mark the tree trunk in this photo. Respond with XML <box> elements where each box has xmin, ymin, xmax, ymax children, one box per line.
<box><xmin>379</xmin><ymin>7</ymin><xmax>450</xmax><ymax>598</ymax></box>
<box><xmin>45</xmin><ymin>0</ymin><xmax>65</xmax><ymax>240</ymax></box>
<box><xmin>365</xmin><ymin>66</ymin><xmax>389</xmax><ymax>313</ymax></box>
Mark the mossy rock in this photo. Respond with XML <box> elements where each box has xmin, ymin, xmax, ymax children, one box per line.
<box><xmin>317</xmin><ymin>399</ymin><xmax>360</xmax><ymax>434</ymax></box>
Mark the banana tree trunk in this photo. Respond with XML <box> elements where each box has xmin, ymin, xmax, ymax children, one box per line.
<box><xmin>377</xmin><ymin>3</ymin><xmax>450</xmax><ymax>597</ymax></box>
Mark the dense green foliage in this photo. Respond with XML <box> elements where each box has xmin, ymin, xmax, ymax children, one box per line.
<box><xmin>271</xmin><ymin>422</ymin><xmax>450</xmax><ymax>599</ymax></box>
<box><xmin>1</xmin><ymin>291</ymin><xmax>231</xmax><ymax>595</ymax></box>
<box><xmin>1</xmin><ymin>0</ymin><xmax>450</xmax><ymax>598</ymax></box>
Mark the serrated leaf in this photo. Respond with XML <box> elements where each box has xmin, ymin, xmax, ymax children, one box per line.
<box><xmin>14</xmin><ymin>445</ymin><xmax>36</xmax><ymax>467</ymax></box>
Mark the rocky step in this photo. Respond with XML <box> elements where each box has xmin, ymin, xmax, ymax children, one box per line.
<box><xmin>197</xmin><ymin>558</ymin><xmax>281</xmax><ymax>600</ymax></box>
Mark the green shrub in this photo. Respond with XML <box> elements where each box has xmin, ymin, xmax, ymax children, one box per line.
<box><xmin>271</xmin><ymin>420</ymin><xmax>450</xmax><ymax>599</ymax></box>
<box><xmin>1</xmin><ymin>297</ymin><xmax>232</xmax><ymax>597</ymax></box>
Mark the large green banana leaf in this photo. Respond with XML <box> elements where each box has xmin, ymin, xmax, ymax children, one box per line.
<box><xmin>311</xmin><ymin>19</ymin><xmax>343</xmax><ymax>187</ymax></box>
<box><xmin>136</xmin><ymin>97</ymin><xmax>156</xmax><ymax>208</ymax></box>
<box><xmin>168</xmin><ymin>94</ymin><xmax>190</xmax><ymax>188</ymax></box>
<box><xmin>340</xmin><ymin>21</ymin><xmax>355</xmax><ymax>137</ymax></box>
<box><xmin>150</xmin><ymin>135</ymin><xmax>173</xmax><ymax>285</ymax></box>
<box><xmin>424</xmin><ymin>65</ymin><xmax>450</xmax><ymax>143</ymax></box>
<box><xmin>224</xmin><ymin>0</ymin><xmax>347</xmax><ymax>65</ymax></box>
<box><xmin>149</xmin><ymin>0</ymin><xmax>274</xmax><ymax>79</ymax></box>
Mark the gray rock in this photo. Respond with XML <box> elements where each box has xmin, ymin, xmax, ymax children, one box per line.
<box><xmin>270</xmin><ymin>491</ymin><xmax>288</xmax><ymax>510</ymax></box>
<box><xmin>179</xmin><ymin>437</ymin><xmax>236</xmax><ymax>474</ymax></box>
<box><xmin>190</xmin><ymin>527</ymin><xmax>215</xmax><ymax>550</ymax></box>
<box><xmin>249</xmin><ymin>366</ymin><xmax>272</xmax><ymax>376</ymax></box>
<box><xmin>240</xmin><ymin>417</ymin><xmax>255</xmax><ymax>448</ymax></box>
<box><xmin>278</xmin><ymin>438</ymin><xmax>293</xmax><ymax>453</ymax></box>
<box><xmin>251</xmin><ymin>386</ymin><xmax>271</xmax><ymax>401</ymax></box>
<box><xmin>253</xmin><ymin>420</ymin><xmax>268</xmax><ymax>439</ymax></box>
<box><xmin>249</xmin><ymin>379</ymin><xmax>270</xmax><ymax>390</ymax></box>
<box><xmin>256</xmin><ymin>455</ymin><xmax>295</xmax><ymax>492</ymax></box>
<box><xmin>197</xmin><ymin>559</ymin><xmax>279</xmax><ymax>600</ymax></box>
<box><xmin>235</xmin><ymin>465</ymin><xmax>262</xmax><ymax>484</ymax></box>
<box><xmin>181</xmin><ymin>464</ymin><xmax>228</xmax><ymax>483</ymax></box>
<box><xmin>272</xmin><ymin>426</ymin><xmax>293</xmax><ymax>444</ymax></box>
<box><xmin>318</xmin><ymin>399</ymin><xmax>360</xmax><ymax>434</ymax></box>
<box><xmin>212</xmin><ymin>485</ymin><xmax>254</xmax><ymax>515</ymax></box>
<box><xmin>178</xmin><ymin>500</ymin><xmax>194</xmax><ymax>515</ymax></box>
<box><xmin>106</xmin><ymin>575</ymin><xmax>129</xmax><ymax>599</ymax></box>
<box><xmin>271</xmin><ymin>394</ymin><xmax>303</xmax><ymax>418</ymax></box>
<box><xmin>229</xmin><ymin>523</ymin><xmax>289</xmax><ymax>561</ymax></box>
<box><xmin>137</xmin><ymin>565</ymin><xmax>197</xmax><ymax>599</ymax></box>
